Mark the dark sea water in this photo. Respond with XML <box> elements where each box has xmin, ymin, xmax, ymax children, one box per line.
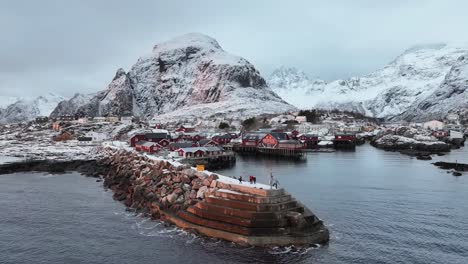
<box><xmin>1</xmin><ymin>144</ymin><xmax>468</xmax><ymax>264</ymax></box>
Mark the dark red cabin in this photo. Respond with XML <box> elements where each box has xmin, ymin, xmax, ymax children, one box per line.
<box><xmin>130</xmin><ymin>134</ymin><xmax>146</xmax><ymax>147</ymax></box>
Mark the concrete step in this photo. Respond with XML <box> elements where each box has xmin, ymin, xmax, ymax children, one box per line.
<box><xmin>177</xmin><ymin>210</ymin><xmax>288</xmax><ymax>236</ymax></box>
<box><xmin>214</xmin><ymin>190</ymin><xmax>292</xmax><ymax>204</ymax></box>
<box><xmin>196</xmin><ymin>202</ymin><xmax>284</xmax><ymax>220</ymax></box>
<box><xmin>227</xmin><ymin>184</ymin><xmax>285</xmax><ymax>197</ymax></box>
<box><xmin>205</xmin><ymin>196</ymin><xmax>299</xmax><ymax>212</ymax></box>
<box><xmin>187</xmin><ymin>206</ymin><xmax>287</xmax><ymax>228</ymax></box>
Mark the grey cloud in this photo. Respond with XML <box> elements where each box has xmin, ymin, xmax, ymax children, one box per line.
<box><xmin>1</xmin><ymin>0</ymin><xmax>468</xmax><ymax>97</ymax></box>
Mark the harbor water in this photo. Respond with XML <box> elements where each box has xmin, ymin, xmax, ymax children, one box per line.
<box><xmin>1</xmin><ymin>144</ymin><xmax>467</xmax><ymax>263</ymax></box>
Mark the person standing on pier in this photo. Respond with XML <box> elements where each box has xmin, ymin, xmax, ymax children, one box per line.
<box><xmin>269</xmin><ymin>172</ymin><xmax>274</xmax><ymax>189</ymax></box>
<box><xmin>238</xmin><ymin>176</ymin><xmax>243</xmax><ymax>184</ymax></box>
<box><xmin>273</xmin><ymin>178</ymin><xmax>280</xmax><ymax>189</ymax></box>
<box><xmin>253</xmin><ymin>176</ymin><xmax>256</xmax><ymax>184</ymax></box>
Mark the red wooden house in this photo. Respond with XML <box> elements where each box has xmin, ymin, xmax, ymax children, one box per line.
<box><xmin>145</xmin><ymin>133</ymin><xmax>171</xmax><ymax>144</ymax></box>
<box><xmin>141</xmin><ymin>142</ymin><xmax>162</xmax><ymax>153</ymax></box>
<box><xmin>258</xmin><ymin>132</ymin><xmax>289</xmax><ymax>148</ymax></box>
<box><xmin>212</xmin><ymin>134</ymin><xmax>231</xmax><ymax>144</ymax></box>
<box><xmin>130</xmin><ymin>134</ymin><xmax>147</xmax><ymax>147</ymax></box>
<box><xmin>299</xmin><ymin>134</ymin><xmax>319</xmax><ymax>148</ymax></box>
<box><xmin>432</xmin><ymin>130</ymin><xmax>448</xmax><ymax>139</ymax></box>
<box><xmin>177</xmin><ymin>147</ymin><xmax>205</xmax><ymax>158</ymax></box>
<box><xmin>175</xmin><ymin>125</ymin><xmax>196</xmax><ymax>133</ymax></box>
<box><xmin>179</xmin><ymin>133</ymin><xmax>204</xmax><ymax>142</ymax></box>
<box><xmin>135</xmin><ymin>141</ymin><xmax>147</xmax><ymax>151</ymax></box>
<box><xmin>242</xmin><ymin>133</ymin><xmax>266</xmax><ymax>146</ymax></box>
<box><xmin>291</xmin><ymin>130</ymin><xmax>300</xmax><ymax>139</ymax></box>
<box><xmin>168</xmin><ymin>142</ymin><xmax>197</xmax><ymax>151</ymax></box>
<box><xmin>334</xmin><ymin>133</ymin><xmax>357</xmax><ymax>149</ymax></box>
<box><xmin>197</xmin><ymin>139</ymin><xmax>219</xmax><ymax>147</ymax></box>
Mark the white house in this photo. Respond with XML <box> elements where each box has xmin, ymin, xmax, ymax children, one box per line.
<box><xmin>85</xmin><ymin>131</ymin><xmax>108</xmax><ymax>142</ymax></box>
<box><xmin>446</xmin><ymin>113</ymin><xmax>459</xmax><ymax>123</ymax></box>
<box><xmin>295</xmin><ymin>116</ymin><xmax>307</xmax><ymax>123</ymax></box>
<box><xmin>77</xmin><ymin>117</ymin><xmax>88</xmax><ymax>124</ymax></box>
<box><xmin>93</xmin><ymin>117</ymin><xmax>106</xmax><ymax>123</ymax></box>
<box><xmin>423</xmin><ymin>120</ymin><xmax>445</xmax><ymax>131</ymax></box>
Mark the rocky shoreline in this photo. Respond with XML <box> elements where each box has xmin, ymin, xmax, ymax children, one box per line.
<box><xmin>371</xmin><ymin>135</ymin><xmax>451</xmax><ymax>159</ymax></box>
<box><xmin>0</xmin><ymin>147</ymin><xmax>329</xmax><ymax>246</ymax></box>
<box><xmin>0</xmin><ymin>159</ymin><xmax>108</xmax><ymax>177</ymax></box>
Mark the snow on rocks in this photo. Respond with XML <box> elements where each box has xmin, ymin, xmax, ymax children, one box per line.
<box><xmin>372</xmin><ymin>134</ymin><xmax>451</xmax><ymax>153</ymax></box>
<box><xmin>52</xmin><ymin>33</ymin><xmax>295</xmax><ymax>121</ymax></box>
<box><xmin>269</xmin><ymin>45</ymin><xmax>468</xmax><ymax>121</ymax></box>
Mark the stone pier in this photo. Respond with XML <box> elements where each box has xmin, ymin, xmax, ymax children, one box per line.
<box><xmin>100</xmin><ymin>147</ymin><xmax>329</xmax><ymax>246</ymax></box>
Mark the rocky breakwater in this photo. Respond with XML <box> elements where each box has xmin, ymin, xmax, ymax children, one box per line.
<box><xmin>101</xmin><ymin>148</ymin><xmax>329</xmax><ymax>246</ymax></box>
<box><xmin>371</xmin><ymin>134</ymin><xmax>451</xmax><ymax>158</ymax></box>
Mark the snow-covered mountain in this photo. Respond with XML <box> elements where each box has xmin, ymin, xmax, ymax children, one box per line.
<box><xmin>52</xmin><ymin>33</ymin><xmax>295</xmax><ymax>121</ymax></box>
<box><xmin>268</xmin><ymin>44</ymin><xmax>468</xmax><ymax>121</ymax></box>
<box><xmin>0</xmin><ymin>93</ymin><xmax>67</xmax><ymax>123</ymax></box>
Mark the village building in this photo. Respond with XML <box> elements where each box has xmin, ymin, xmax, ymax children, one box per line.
<box><xmin>432</xmin><ymin>130</ymin><xmax>448</xmax><ymax>139</ymax></box>
<box><xmin>212</xmin><ymin>134</ymin><xmax>231</xmax><ymax>144</ymax></box>
<box><xmin>446</xmin><ymin>113</ymin><xmax>460</xmax><ymax>124</ymax></box>
<box><xmin>333</xmin><ymin>133</ymin><xmax>357</xmax><ymax>149</ymax></box>
<box><xmin>120</xmin><ymin>116</ymin><xmax>133</xmax><ymax>125</ymax></box>
<box><xmin>168</xmin><ymin>142</ymin><xmax>197</xmax><ymax>151</ymax></box>
<box><xmin>135</xmin><ymin>141</ymin><xmax>147</xmax><ymax>151</ymax></box>
<box><xmin>129</xmin><ymin>134</ymin><xmax>147</xmax><ymax>147</ymax></box>
<box><xmin>295</xmin><ymin>116</ymin><xmax>307</xmax><ymax>123</ymax></box>
<box><xmin>299</xmin><ymin>134</ymin><xmax>319</xmax><ymax>148</ymax></box>
<box><xmin>423</xmin><ymin>120</ymin><xmax>445</xmax><ymax>131</ymax></box>
<box><xmin>178</xmin><ymin>132</ymin><xmax>204</xmax><ymax>142</ymax></box>
<box><xmin>85</xmin><ymin>131</ymin><xmax>108</xmax><ymax>142</ymax></box>
<box><xmin>203</xmin><ymin>146</ymin><xmax>224</xmax><ymax>156</ymax></box>
<box><xmin>177</xmin><ymin>147</ymin><xmax>206</xmax><ymax>158</ymax></box>
<box><xmin>175</xmin><ymin>125</ymin><xmax>196</xmax><ymax>133</ymax></box>
<box><xmin>77</xmin><ymin>136</ymin><xmax>93</xmax><ymax>145</ymax></box>
<box><xmin>242</xmin><ymin>132</ymin><xmax>267</xmax><ymax>147</ymax></box>
<box><xmin>52</xmin><ymin>122</ymin><xmax>61</xmax><ymax>131</ymax></box>
<box><xmin>35</xmin><ymin>116</ymin><xmax>49</xmax><ymax>123</ymax></box>
<box><xmin>145</xmin><ymin>132</ymin><xmax>172</xmax><ymax>143</ymax></box>
<box><xmin>105</xmin><ymin>116</ymin><xmax>120</xmax><ymax>123</ymax></box>
<box><xmin>140</xmin><ymin>142</ymin><xmax>161</xmax><ymax>153</ymax></box>
<box><xmin>77</xmin><ymin>117</ymin><xmax>88</xmax><ymax>124</ymax></box>
<box><xmin>93</xmin><ymin>117</ymin><xmax>106</xmax><ymax>123</ymax></box>
<box><xmin>197</xmin><ymin>139</ymin><xmax>219</xmax><ymax>147</ymax></box>
<box><xmin>445</xmin><ymin>124</ymin><xmax>464</xmax><ymax>132</ymax></box>
<box><xmin>58</xmin><ymin>115</ymin><xmax>74</xmax><ymax>121</ymax></box>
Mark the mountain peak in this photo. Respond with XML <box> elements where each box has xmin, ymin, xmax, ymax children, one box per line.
<box><xmin>50</xmin><ymin>33</ymin><xmax>294</xmax><ymax>121</ymax></box>
<box><xmin>112</xmin><ymin>68</ymin><xmax>127</xmax><ymax>81</ymax></box>
<box><xmin>152</xmin><ymin>33</ymin><xmax>222</xmax><ymax>54</ymax></box>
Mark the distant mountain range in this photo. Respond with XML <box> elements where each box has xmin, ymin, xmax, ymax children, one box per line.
<box><xmin>268</xmin><ymin>44</ymin><xmax>468</xmax><ymax>121</ymax></box>
<box><xmin>0</xmin><ymin>93</ymin><xmax>66</xmax><ymax>124</ymax></box>
<box><xmin>1</xmin><ymin>38</ymin><xmax>467</xmax><ymax>124</ymax></box>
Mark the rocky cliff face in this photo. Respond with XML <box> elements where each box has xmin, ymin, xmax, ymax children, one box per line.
<box><xmin>53</xmin><ymin>33</ymin><xmax>294</xmax><ymax>120</ymax></box>
<box><xmin>268</xmin><ymin>44</ymin><xmax>468</xmax><ymax>121</ymax></box>
<box><xmin>0</xmin><ymin>93</ymin><xmax>66</xmax><ymax>123</ymax></box>
<box><xmin>50</xmin><ymin>93</ymin><xmax>93</xmax><ymax>118</ymax></box>
<box><xmin>399</xmin><ymin>54</ymin><xmax>468</xmax><ymax>121</ymax></box>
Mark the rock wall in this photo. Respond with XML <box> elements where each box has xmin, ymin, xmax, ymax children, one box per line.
<box><xmin>101</xmin><ymin>148</ymin><xmax>225</xmax><ymax>218</ymax></box>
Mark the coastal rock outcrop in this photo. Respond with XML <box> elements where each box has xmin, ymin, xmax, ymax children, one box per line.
<box><xmin>371</xmin><ymin>134</ymin><xmax>451</xmax><ymax>155</ymax></box>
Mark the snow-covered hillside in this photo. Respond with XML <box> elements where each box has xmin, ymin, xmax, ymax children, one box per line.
<box><xmin>0</xmin><ymin>93</ymin><xmax>66</xmax><ymax>123</ymax></box>
<box><xmin>52</xmin><ymin>33</ymin><xmax>295</xmax><ymax>120</ymax></box>
<box><xmin>268</xmin><ymin>44</ymin><xmax>468</xmax><ymax>121</ymax></box>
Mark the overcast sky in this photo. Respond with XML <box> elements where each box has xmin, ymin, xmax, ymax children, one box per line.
<box><xmin>1</xmin><ymin>0</ymin><xmax>468</xmax><ymax>98</ymax></box>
